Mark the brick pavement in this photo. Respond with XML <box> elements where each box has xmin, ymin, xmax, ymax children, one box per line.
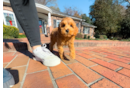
<box><xmin>3</xmin><ymin>46</ymin><xmax>130</xmax><ymax>88</ymax></box>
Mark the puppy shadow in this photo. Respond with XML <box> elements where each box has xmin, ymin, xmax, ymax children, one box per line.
<box><xmin>5</xmin><ymin>68</ymin><xmax>19</xmax><ymax>84</ymax></box>
<box><xmin>52</xmin><ymin>50</ymin><xmax>69</xmax><ymax>61</ymax></box>
<box><xmin>52</xmin><ymin>50</ymin><xmax>77</xmax><ymax>64</ymax></box>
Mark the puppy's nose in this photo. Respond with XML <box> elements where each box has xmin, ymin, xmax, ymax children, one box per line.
<box><xmin>66</xmin><ymin>29</ymin><xmax>69</xmax><ymax>33</ymax></box>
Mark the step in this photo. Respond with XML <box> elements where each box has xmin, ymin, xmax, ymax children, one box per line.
<box><xmin>3</xmin><ymin>41</ymin><xmax>130</xmax><ymax>52</ymax></box>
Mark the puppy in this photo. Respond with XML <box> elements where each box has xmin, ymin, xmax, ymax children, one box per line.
<box><xmin>49</xmin><ymin>17</ymin><xmax>78</xmax><ymax>60</ymax></box>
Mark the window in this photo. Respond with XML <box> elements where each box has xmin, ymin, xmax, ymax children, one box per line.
<box><xmin>76</xmin><ymin>23</ymin><xmax>80</xmax><ymax>33</ymax></box>
<box><xmin>53</xmin><ymin>19</ymin><xmax>61</xmax><ymax>28</ymax></box>
<box><xmin>83</xmin><ymin>27</ymin><xmax>90</xmax><ymax>34</ymax></box>
<box><xmin>53</xmin><ymin>19</ymin><xmax>56</xmax><ymax>28</ymax></box>
<box><xmin>56</xmin><ymin>20</ymin><xmax>61</xmax><ymax>27</ymax></box>
<box><xmin>3</xmin><ymin>10</ymin><xmax>17</xmax><ymax>27</ymax></box>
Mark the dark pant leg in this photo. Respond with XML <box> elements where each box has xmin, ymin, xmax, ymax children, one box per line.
<box><xmin>9</xmin><ymin>0</ymin><xmax>41</xmax><ymax>47</ymax></box>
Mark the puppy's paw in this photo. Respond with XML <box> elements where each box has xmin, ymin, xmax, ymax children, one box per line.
<box><xmin>70</xmin><ymin>54</ymin><xmax>75</xmax><ymax>59</ymax></box>
<box><xmin>59</xmin><ymin>55</ymin><xmax>64</xmax><ymax>60</ymax></box>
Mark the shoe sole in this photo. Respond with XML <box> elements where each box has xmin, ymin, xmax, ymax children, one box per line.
<box><xmin>33</xmin><ymin>57</ymin><xmax>61</xmax><ymax>67</ymax></box>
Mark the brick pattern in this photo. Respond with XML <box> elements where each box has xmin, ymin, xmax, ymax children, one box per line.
<box><xmin>3</xmin><ymin>46</ymin><xmax>130</xmax><ymax>88</ymax></box>
<box><xmin>68</xmin><ymin>62</ymin><xmax>102</xmax><ymax>84</ymax></box>
<box><xmin>23</xmin><ymin>71</ymin><xmax>54</xmax><ymax>88</ymax></box>
<box><xmin>75</xmin><ymin>55</ymin><xmax>96</xmax><ymax>67</ymax></box>
<box><xmin>91</xmin><ymin>58</ymin><xmax>120</xmax><ymax>70</ymax></box>
<box><xmin>90</xmin><ymin>78</ymin><xmax>120</xmax><ymax>88</ymax></box>
<box><xmin>117</xmin><ymin>68</ymin><xmax>130</xmax><ymax>77</ymax></box>
<box><xmin>110</xmin><ymin>61</ymin><xmax>130</xmax><ymax>69</ymax></box>
<box><xmin>27</xmin><ymin>59</ymin><xmax>47</xmax><ymax>74</ymax></box>
<box><xmin>91</xmin><ymin>65</ymin><xmax>130</xmax><ymax>88</ymax></box>
<box><xmin>6</xmin><ymin>54</ymin><xmax>29</xmax><ymax>68</ymax></box>
<box><xmin>56</xmin><ymin>75</ymin><xmax>88</xmax><ymax>88</ymax></box>
<box><xmin>50</xmin><ymin>62</ymin><xmax>72</xmax><ymax>79</ymax></box>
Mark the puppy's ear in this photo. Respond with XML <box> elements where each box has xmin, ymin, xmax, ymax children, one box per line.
<box><xmin>74</xmin><ymin>26</ymin><xmax>78</xmax><ymax>36</ymax></box>
<box><xmin>58</xmin><ymin>23</ymin><xmax>61</xmax><ymax>34</ymax></box>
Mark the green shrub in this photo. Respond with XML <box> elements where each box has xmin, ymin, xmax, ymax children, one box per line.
<box><xmin>103</xmin><ymin>35</ymin><xmax>107</xmax><ymax>39</ymax></box>
<box><xmin>3</xmin><ymin>35</ymin><xmax>14</xmax><ymax>39</ymax></box>
<box><xmin>99</xmin><ymin>35</ymin><xmax>107</xmax><ymax>39</ymax></box>
<box><xmin>88</xmin><ymin>36</ymin><xmax>90</xmax><ymax>39</ymax></box>
<box><xmin>18</xmin><ymin>35</ymin><xmax>26</xmax><ymax>38</ymax></box>
<box><xmin>84</xmin><ymin>35</ymin><xmax>87</xmax><ymax>39</ymax></box>
<box><xmin>110</xmin><ymin>37</ymin><xmax>118</xmax><ymax>40</ymax></box>
<box><xmin>75</xmin><ymin>38</ymin><xmax>83</xmax><ymax>40</ymax></box>
<box><xmin>75</xmin><ymin>33</ymin><xmax>83</xmax><ymax>39</ymax></box>
<box><xmin>3</xmin><ymin>25</ymin><xmax>19</xmax><ymax>38</ymax></box>
<box><xmin>120</xmin><ymin>38</ymin><xmax>130</xmax><ymax>41</ymax></box>
<box><xmin>94</xmin><ymin>31</ymin><xmax>99</xmax><ymax>38</ymax></box>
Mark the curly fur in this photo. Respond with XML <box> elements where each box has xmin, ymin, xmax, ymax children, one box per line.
<box><xmin>49</xmin><ymin>17</ymin><xmax>78</xmax><ymax>60</ymax></box>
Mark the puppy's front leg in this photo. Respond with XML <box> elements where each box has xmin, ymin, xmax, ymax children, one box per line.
<box><xmin>57</xmin><ymin>44</ymin><xmax>64</xmax><ymax>60</ymax></box>
<box><xmin>68</xmin><ymin>42</ymin><xmax>75</xmax><ymax>59</ymax></box>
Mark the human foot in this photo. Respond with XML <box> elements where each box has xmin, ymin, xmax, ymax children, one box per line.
<box><xmin>32</xmin><ymin>44</ymin><xmax>61</xmax><ymax>67</ymax></box>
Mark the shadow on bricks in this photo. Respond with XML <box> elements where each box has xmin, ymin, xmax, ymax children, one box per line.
<box><xmin>52</xmin><ymin>50</ymin><xmax>70</xmax><ymax>61</ymax></box>
<box><xmin>4</xmin><ymin>39</ymin><xmax>28</xmax><ymax>51</ymax></box>
<box><xmin>6</xmin><ymin>68</ymin><xmax>19</xmax><ymax>84</ymax></box>
<box><xmin>17</xmin><ymin>50</ymin><xmax>33</xmax><ymax>59</ymax></box>
<box><xmin>3</xmin><ymin>39</ymin><xmax>20</xmax><ymax>43</ymax></box>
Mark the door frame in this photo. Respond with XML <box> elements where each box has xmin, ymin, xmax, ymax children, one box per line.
<box><xmin>39</xmin><ymin>19</ymin><xmax>47</xmax><ymax>34</ymax></box>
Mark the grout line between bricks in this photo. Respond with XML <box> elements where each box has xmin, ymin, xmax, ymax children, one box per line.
<box><xmin>14</xmin><ymin>51</ymin><xmax>17</xmax><ymax>56</ymax></box>
<box><xmin>87</xmin><ymin>77</ymin><xmax>104</xmax><ymax>87</ymax></box>
<box><xmin>90</xmin><ymin>51</ymin><xmax>107</xmax><ymax>57</ymax></box>
<box><xmin>88</xmin><ymin>58</ymin><xmax>96</xmax><ymax>60</ymax></box>
<box><xmin>127</xmin><ymin>62</ymin><xmax>130</xmax><ymax>65</ymax></box>
<box><xmin>88</xmin><ymin>67</ymin><xmax>123</xmax><ymax>88</ymax></box>
<box><xmin>26</xmin><ymin>69</ymin><xmax>48</xmax><ymax>75</ymax></box>
<box><xmin>66</xmin><ymin>61</ymin><xmax>78</xmax><ymax>65</ymax></box>
<box><xmin>47</xmin><ymin>67</ymin><xmax>58</xmax><ymax>88</ymax></box>
<box><xmin>115</xmin><ymin>67</ymin><xmax>123</xmax><ymax>72</ymax></box>
<box><xmin>4</xmin><ymin>55</ymin><xmax>18</xmax><ymax>68</ymax></box>
<box><xmin>76</xmin><ymin>53</ymin><xmax>96</xmax><ymax>60</ymax></box>
<box><xmin>88</xmin><ymin>64</ymin><xmax>98</xmax><ymax>68</ymax></box>
<box><xmin>20</xmin><ymin>58</ymin><xmax>30</xmax><ymax>88</ymax></box>
<box><xmin>55</xmin><ymin>73</ymin><xmax>74</xmax><ymax>80</ymax></box>
<box><xmin>119</xmin><ymin>56</ymin><xmax>123</xmax><ymax>58</ymax></box>
<box><xmin>107</xmin><ymin>60</ymin><xmax>114</xmax><ymax>62</ymax></box>
<box><xmin>61</xmin><ymin>60</ymin><xmax>89</xmax><ymax>87</ymax></box>
<box><xmin>11</xmin><ymin>65</ymin><xmax>27</xmax><ymax>68</ymax></box>
<box><xmin>12</xmin><ymin>51</ymin><xmax>17</xmax><ymax>56</ymax></box>
<box><xmin>6</xmin><ymin>51</ymin><xmax>16</xmax><ymax>52</ymax></box>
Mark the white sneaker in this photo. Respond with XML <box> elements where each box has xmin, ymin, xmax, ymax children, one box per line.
<box><xmin>33</xmin><ymin>44</ymin><xmax>61</xmax><ymax>67</ymax></box>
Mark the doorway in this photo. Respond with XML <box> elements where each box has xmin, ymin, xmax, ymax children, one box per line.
<box><xmin>39</xmin><ymin>19</ymin><xmax>47</xmax><ymax>34</ymax></box>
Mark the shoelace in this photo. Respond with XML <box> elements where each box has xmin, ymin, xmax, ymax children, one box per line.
<box><xmin>42</xmin><ymin>44</ymin><xmax>53</xmax><ymax>56</ymax></box>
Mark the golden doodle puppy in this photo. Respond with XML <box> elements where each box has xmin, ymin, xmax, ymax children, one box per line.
<box><xmin>49</xmin><ymin>17</ymin><xmax>78</xmax><ymax>60</ymax></box>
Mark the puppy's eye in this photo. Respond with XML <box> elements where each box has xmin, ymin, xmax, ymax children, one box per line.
<box><xmin>70</xmin><ymin>25</ymin><xmax>73</xmax><ymax>27</ymax></box>
<box><xmin>61</xmin><ymin>24</ymin><xmax>65</xmax><ymax>27</ymax></box>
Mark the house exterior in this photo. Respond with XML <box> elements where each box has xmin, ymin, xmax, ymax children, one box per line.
<box><xmin>3</xmin><ymin>0</ymin><xmax>97</xmax><ymax>39</ymax></box>
<box><xmin>81</xmin><ymin>22</ymin><xmax>97</xmax><ymax>39</ymax></box>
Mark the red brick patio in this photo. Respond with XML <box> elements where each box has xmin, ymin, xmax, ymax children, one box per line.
<box><xmin>3</xmin><ymin>44</ymin><xmax>130</xmax><ymax>88</ymax></box>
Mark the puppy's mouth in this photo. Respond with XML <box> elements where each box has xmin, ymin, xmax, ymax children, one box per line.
<box><xmin>65</xmin><ymin>31</ymin><xmax>74</xmax><ymax>36</ymax></box>
<box><xmin>64</xmin><ymin>34</ymin><xmax>74</xmax><ymax>38</ymax></box>
<box><xmin>60</xmin><ymin>29</ymin><xmax>74</xmax><ymax>37</ymax></box>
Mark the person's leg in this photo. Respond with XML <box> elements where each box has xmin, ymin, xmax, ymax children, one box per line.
<box><xmin>9</xmin><ymin>0</ymin><xmax>41</xmax><ymax>47</ymax></box>
<box><xmin>9</xmin><ymin>0</ymin><xmax>61</xmax><ymax>66</ymax></box>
